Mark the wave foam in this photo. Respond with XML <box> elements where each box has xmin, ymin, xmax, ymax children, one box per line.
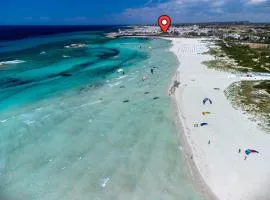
<box><xmin>116</xmin><ymin>75</ymin><xmax>128</xmax><ymax>80</ymax></box>
<box><xmin>0</xmin><ymin>60</ymin><xmax>26</xmax><ymax>66</ymax></box>
<box><xmin>101</xmin><ymin>177</ymin><xmax>110</xmax><ymax>188</ymax></box>
<box><xmin>108</xmin><ymin>81</ymin><xmax>122</xmax><ymax>88</ymax></box>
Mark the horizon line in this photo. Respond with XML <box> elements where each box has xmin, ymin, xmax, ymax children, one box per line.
<box><xmin>1</xmin><ymin>21</ymin><xmax>270</xmax><ymax>26</ymax></box>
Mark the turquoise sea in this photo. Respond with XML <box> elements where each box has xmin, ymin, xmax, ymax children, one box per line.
<box><xmin>0</xmin><ymin>27</ymin><xmax>203</xmax><ymax>200</ymax></box>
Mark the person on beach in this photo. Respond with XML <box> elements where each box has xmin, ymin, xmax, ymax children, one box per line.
<box><xmin>169</xmin><ymin>80</ymin><xmax>181</xmax><ymax>96</ymax></box>
<box><xmin>151</xmin><ymin>68</ymin><xmax>154</xmax><ymax>74</ymax></box>
<box><xmin>238</xmin><ymin>148</ymin><xmax>241</xmax><ymax>153</ymax></box>
<box><xmin>208</xmin><ymin>140</ymin><xmax>211</xmax><ymax>144</ymax></box>
<box><xmin>244</xmin><ymin>156</ymin><xmax>247</xmax><ymax>160</ymax></box>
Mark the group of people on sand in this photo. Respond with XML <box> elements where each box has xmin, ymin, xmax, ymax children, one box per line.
<box><xmin>189</xmin><ymin>97</ymin><xmax>252</xmax><ymax>161</ymax></box>
<box><xmin>169</xmin><ymin>80</ymin><xmax>180</xmax><ymax>96</ymax></box>
<box><xmin>190</xmin><ymin>98</ymin><xmax>213</xmax><ymax>160</ymax></box>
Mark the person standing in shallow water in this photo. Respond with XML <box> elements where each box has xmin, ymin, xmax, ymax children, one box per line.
<box><xmin>142</xmin><ymin>76</ymin><xmax>147</xmax><ymax>81</ymax></box>
<box><xmin>151</xmin><ymin>68</ymin><xmax>154</xmax><ymax>74</ymax></box>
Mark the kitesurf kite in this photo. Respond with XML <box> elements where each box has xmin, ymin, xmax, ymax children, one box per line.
<box><xmin>203</xmin><ymin>98</ymin><xmax>212</xmax><ymax>105</ymax></box>
<box><xmin>202</xmin><ymin>112</ymin><xmax>211</xmax><ymax>115</ymax></box>
<box><xmin>245</xmin><ymin>149</ymin><xmax>259</xmax><ymax>156</ymax></box>
<box><xmin>117</xmin><ymin>68</ymin><xmax>124</xmax><ymax>73</ymax></box>
<box><xmin>200</xmin><ymin>123</ymin><xmax>208</xmax><ymax>127</ymax></box>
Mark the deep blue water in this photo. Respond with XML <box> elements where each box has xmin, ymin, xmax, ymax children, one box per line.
<box><xmin>0</xmin><ymin>28</ymin><xmax>150</xmax><ymax>110</ymax></box>
<box><xmin>0</xmin><ymin>25</ymin><xmax>121</xmax><ymax>41</ymax></box>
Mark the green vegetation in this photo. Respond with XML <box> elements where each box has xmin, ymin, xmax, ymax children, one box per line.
<box><xmin>204</xmin><ymin>40</ymin><xmax>270</xmax><ymax>73</ymax></box>
<box><xmin>253</xmin><ymin>81</ymin><xmax>270</xmax><ymax>94</ymax></box>
<box><xmin>220</xmin><ymin>42</ymin><xmax>270</xmax><ymax>73</ymax></box>
<box><xmin>225</xmin><ymin>80</ymin><xmax>270</xmax><ymax>131</ymax></box>
<box><xmin>202</xmin><ymin>60</ymin><xmax>235</xmax><ymax>72</ymax></box>
<box><xmin>203</xmin><ymin>40</ymin><xmax>270</xmax><ymax>131</ymax></box>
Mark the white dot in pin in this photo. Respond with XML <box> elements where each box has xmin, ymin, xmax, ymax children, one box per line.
<box><xmin>162</xmin><ymin>19</ymin><xmax>167</xmax><ymax>25</ymax></box>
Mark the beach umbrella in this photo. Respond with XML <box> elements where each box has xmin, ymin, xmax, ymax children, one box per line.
<box><xmin>245</xmin><ymin>149</ymin><xmax>259</xmax><ymax>156</ymax></box>
<box><xmin>203</xmin><ymin>98</ymin><xmax>212</xmax><ymax>105</ymax></box>
<box><xmin>200</xmin><ymin>123</ymin><xmax>208</xmax><ymax>127</ymax></box>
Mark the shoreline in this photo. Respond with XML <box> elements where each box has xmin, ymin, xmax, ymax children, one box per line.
<box><xmin>168</xmin><ymin>53</ymin><xmax>219</xmax><ymax>200</ymax></box>
<box><xmin>166</xmin><ymin>37</ymin><xmax>270</xmax><ymax>200</ymax></box>
<box><xmin>171</xmin><ymin>89</ymin><xmax>219</xmax><ymax>200</ymax></box>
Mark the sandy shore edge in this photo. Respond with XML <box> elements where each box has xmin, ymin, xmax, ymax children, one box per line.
<box><xmin>171</xmin><ymin>90</ymin><xmax>219</xmax><ymax>200</ymax></box>
<box><xmin>165</xmin><ymin>37</ymin><xmax>270</xmax><ymax>200</ymax></box>
<box><xmin>168</xmin><ymin>55</ymin><xmax>219</xmax><ymax>200</ymax></box>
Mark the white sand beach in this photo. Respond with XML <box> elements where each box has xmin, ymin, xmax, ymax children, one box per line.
<box><xmin>168</xmin><ymin>38</ymin><xmax>270</xmax><ymax>200</ymax></box>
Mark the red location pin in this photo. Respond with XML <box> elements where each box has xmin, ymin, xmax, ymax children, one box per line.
<box><xmin>158</xmin><ymin>15</ymin><xmax>171</xmax><ymax>33</ymax></box>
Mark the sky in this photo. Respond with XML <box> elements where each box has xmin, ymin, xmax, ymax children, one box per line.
<box><xmin>1</xmin><ymin>0</ymin><xmax>270</xmax><ymax>25</ymax></box>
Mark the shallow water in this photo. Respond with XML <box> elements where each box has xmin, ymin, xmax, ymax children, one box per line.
<box><xmin>0</xmin><ymin>31</ymin><xmax>203</xmax><ymax>200</ymax></box>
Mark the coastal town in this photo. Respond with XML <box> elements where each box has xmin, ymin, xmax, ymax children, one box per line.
<box><xmin>108</xmin><ymin>23</ymin><xmax>270</xmax><ymax>44</ymax></box>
